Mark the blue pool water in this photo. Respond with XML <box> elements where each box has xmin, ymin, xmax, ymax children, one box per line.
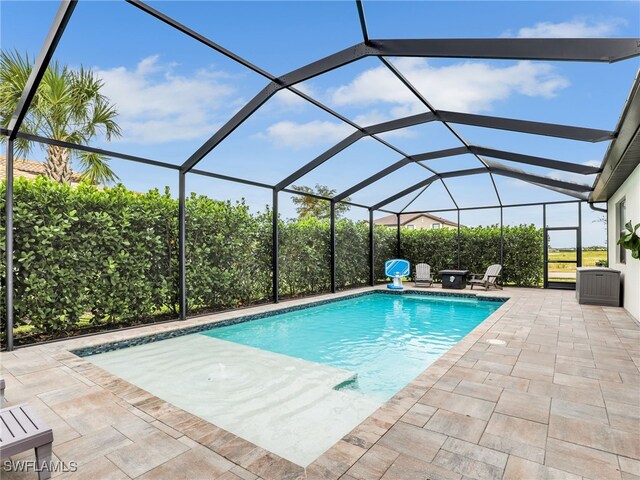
<box><xmin>203</xmin><ymin>293</ymin><xmax>503</xmax><ymax>400</ymax></box>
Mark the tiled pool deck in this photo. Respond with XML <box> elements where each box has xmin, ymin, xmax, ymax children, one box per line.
<box><xmin>1</xmin><ymin>286</ymin><xmax>638</xmax><ymax>480</ymax></box>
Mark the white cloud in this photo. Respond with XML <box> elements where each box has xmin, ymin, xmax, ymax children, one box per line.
<box><xmin>257</xmin><ymin>54</ymin><xmax>572</xmax><ymax>149</ymax></box>
<box><xmin>327</xmin><ymin>58</ymin><xmax>569</xmax><ymax>114</ymax></box>
<box><xmin>95</xmin><ymin>56</ymin><xmax>240</xmax><ymax>144</ymax></box>
<box><xmin>256</xmin><ymin>120</ymin><xmax>355</xmax><ymax>149</ymax></box>
<box><xmin>511</xmin><ymin>18</ymin><xmax>626</xmax><ymax>38</ymax></box>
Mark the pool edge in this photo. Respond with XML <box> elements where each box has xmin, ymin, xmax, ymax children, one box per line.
<box><xmin>71</xmin><ymin>288</ymin><xmax>508</xmax><ymax>358</ymax></box>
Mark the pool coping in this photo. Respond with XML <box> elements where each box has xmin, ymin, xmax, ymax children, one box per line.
<box><xmin>9</xmin><ymin>285</ymin><xmax>516</xmax><ymax>479</ymax></box>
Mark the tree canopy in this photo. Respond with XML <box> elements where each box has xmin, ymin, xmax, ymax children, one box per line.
<box><xmin>290</xmin><ymin>184</ymin><xmax>351</xmax><ymax>219</ymax></box>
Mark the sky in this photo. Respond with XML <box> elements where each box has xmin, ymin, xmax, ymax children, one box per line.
<box><xmin>2</xmin><ymin>0</ymin><xmax>639</xmax><ymax>246</ymax></box>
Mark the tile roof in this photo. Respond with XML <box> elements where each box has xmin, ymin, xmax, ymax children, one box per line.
<box><xmin>0</xmin><ymin>155</ymin><xmax>83</xmax><ymax>183</ymax></box>
<box><xmin>373</xmin><ymin>212</ymin><xmax>459</xmax><ymax>227</ymax></box>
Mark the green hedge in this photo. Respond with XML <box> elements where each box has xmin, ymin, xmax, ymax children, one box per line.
<box><xmin>0</xmin><ymin>178</ymin><xmax>543</xmax><ymax>342</ymax></box>
<box><xmin>185</xmin><ymin>193</ymin><xmax>273</xmax><ymax>312</ymax></box>
<box><xmin>336</xmin><ymin>219</ymin><xmax>369</xmax><ymax>290</ymax></box>
<box><xmin>0</xmin><ymin>179</ymin><xmax>178</xmax><ymax>336</ymax></box>
<box><xmin>400</xmin><ymin>225</ymin><xmax>543</xmax><ymax>285</ymax></box>
<box><xmin>279</xmin><ymin>216</ymin><xmax>330</xmax><ymax>298</ymax></box>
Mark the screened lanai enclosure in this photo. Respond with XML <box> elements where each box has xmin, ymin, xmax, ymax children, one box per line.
<box><xmin>2</xmin><ymin>0</ymin><xmax>639</xmax><ymax>350</ymax></box>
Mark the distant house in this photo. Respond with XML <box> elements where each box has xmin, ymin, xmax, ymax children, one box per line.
<box><xmin>0</xmin><ymin>156</ymin><xmax>84</xmax><ymax>185</ymax></box>
<box><xmin>374</xmin><ymin>213</ymin><xmax>460</xmax><ymax>230</ymax></box>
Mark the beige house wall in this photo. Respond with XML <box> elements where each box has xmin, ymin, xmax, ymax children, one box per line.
<box><xmin>402</xmin><ymin>215</ymin><xmax>457</xmax><ymax>230</ymax></box>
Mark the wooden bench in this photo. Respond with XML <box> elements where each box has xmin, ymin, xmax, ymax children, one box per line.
<box><xmin>1</xmin><ymin>404</ymin><xmax>54</xmax><ymax>480</ymax></box>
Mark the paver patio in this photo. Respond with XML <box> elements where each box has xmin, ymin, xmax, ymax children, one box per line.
<box><xmin>1</xmin><ymin>286</ymin><xmax>638</xmax><ymax>479</ymax></box>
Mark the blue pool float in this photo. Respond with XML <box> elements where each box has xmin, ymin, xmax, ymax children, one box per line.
<box><xmin>385</xmin><ymin>259</ymin><xmax>410</xmax><ymax>290</ymax></box>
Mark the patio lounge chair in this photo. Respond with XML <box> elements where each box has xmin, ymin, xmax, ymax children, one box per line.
<box><xmin>0</xmin><ymin>404</ymin><xmax>54</xmax><ymax>480</ymax></box>
<box><xmin>414</xmin><ymin>263</ymin><xmax>433</xmax><ymax>287</ymax></box>
<box><xmin>469</xmin><ymin>264</ymin><xmax>503</xmax><ymax>290</ymax></box>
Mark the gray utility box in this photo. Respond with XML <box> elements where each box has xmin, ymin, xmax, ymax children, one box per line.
<box><xmin>576</xmin><ymin>267</ymin><xmax>621</xmax><ymax>307</ymax></box>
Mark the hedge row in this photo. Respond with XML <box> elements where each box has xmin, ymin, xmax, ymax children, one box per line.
<box><xmin>400</xmin><ymin>225</ymin><xmax>544</xmax><ymax>286</ymax></box>
<box><xmin>0</xmin><ymin>178</ymin><xmax>542</xmax><ymax>340</ymax></box>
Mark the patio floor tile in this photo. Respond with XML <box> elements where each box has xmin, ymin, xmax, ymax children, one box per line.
<box><xmin>381</xmin><ymin>454</ymin><xmax>462</xmax><ymax>480</ymax></box>
<box><xmin>136</xmin><ymin>445</ymin><xmax>235</xmax><ymax>480</ymax></box>
<box><xmin>544</xmin><ymin>437</ymin><xmax>623</xmax><ymax>479</ymax></box>
<box><xmin>503</xmin><ymin>455</ymin><xmax>580</xmax><ymax>480</ymax></box>
<box><xmin>230</xmin><ymin>465</ymin><xmax>258</xmax><ymax>480</ymax></box>
<box><xmin>54</xmin><ymin>426</ymin><xmax>133</xmax><ymax>467</ymax></box>
<box><xmin>527</xmin><ymin>379</ymin><xmax>605</xmax><ymax>407</ymax></box>
<box><xmin>312</xmin><ymin>440</ymin><xmax>366</xmax><ymax>478</ymax></box>
<box><xmin>549</xmin><ymin>398</ymin><xmax>609</xmax><ymax>425</ymax></box>
<box><xmin>600</xmin><ymin>380</ymin><xmax>640</xmax><ymax>406</ymax></box>
<box><xmin>606</xmin><ymin>400</ymin><xmax>640</xmax><ymax>435</ymax></box>
<box><xmin>479</xmin><ymin>414</ymin><xmax>547</xmax><ymax>463</ymax></box>
<box><xmin>441</xmin><ymin>438</ymin><xmax>508</xmax><ymax>469</ymax></box>
<box><xmin>619</xmin><ymin>456</ymin><xmax>640</xmax><ymax>477</ymax></box>
<box><xmin>484</xmin><ymin>413</ymin><xmax>547</xmax><ymax>448</ymax></box>
<box><xmin>510</xmin><ymin>361</ymin><xmax>554</xmax><ymax>382</ymax></box>
<box><xmin>346</xmin><ymin>444</ymin><xmax>399</xmax><ymax>479</ymax></box>
<box><xmin>377</xmin><ymin>421</ymin><xmax>446</xmax><ymax>462</ymax></box>
<box><xmin>548</xmin><ymin>414</ymin><xmax>640</xmax><ymax>459</ymax></box>
<box><xmin>494</xmin><ymin>390</ymin><xmax>551</xmax><ymax>424</ymax></box>
<box><xmin>453</xmin><ymin>380</ymin><xmax>503</xmax><ymax>402</ymax></box>
<box><xmin>517</xmin><ymin>350</ymin><xmax>556</xmax><ymax>367</ymax></box>
<box><xmin>432</xmin><ymin>449</ymin><xmax>504</xmax><ymax>480</ymax></box>
<box><xmin>424</xmin><ymin>409</ymin><xmax>488</xmax><ymax>443</ymax></box>
<box><xmin>482</xmin><ymin>372</ymin><xmax>529</xmax><ymax>392</ymax></box>
<box><xmin>419</xmin><ymin>389</ymin><xmax>496</xmax><ymax>420</ymax></box>
<box><xmin>399</xmin><ymin>403</ymin><xmax>437</xmax><ymax>427</ymax></box>
<box><xmin>105</xmin><ymin>431</ymin><xmax>190</xmax><ymax>478</ymax></box>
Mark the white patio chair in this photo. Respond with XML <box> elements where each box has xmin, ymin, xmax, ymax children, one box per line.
<box><xmin>469</xmin><ymin>264</ymin><xmax>502</xmax><ymax>290</ymax></box>
<box><xmin>414</xmin><ymin>263</ymin><xmax>433</xmax><ymax>287</ymax></box>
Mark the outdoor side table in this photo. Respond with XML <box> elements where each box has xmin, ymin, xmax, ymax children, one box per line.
<box><xmin>440</xmin><ymin>270</ymin><xmax>470</xmax><ymax>289</ymax></box>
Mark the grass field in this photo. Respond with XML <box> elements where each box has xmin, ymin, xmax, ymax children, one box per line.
<box><xmin>548</xmin><ymin>250</ymin><xmax>607</xmax><ymax>268</ymax></box>
<box><xmin>547</xmin><ymin>249</ymin><xmax>607</xmax><ymax>282</ymax></box>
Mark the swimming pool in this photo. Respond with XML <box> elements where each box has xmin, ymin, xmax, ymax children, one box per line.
<box><xmin>84</xmin><ymin>291</ymin><xmax>505</xmax><ymax>465</ymax></box>
<box><xmin>203</xmin><ymin>293</ymin><xmax>503</xmax><ymax>400</ymax></box>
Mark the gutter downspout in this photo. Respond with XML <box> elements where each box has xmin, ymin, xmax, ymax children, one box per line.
<box><xmin>588</xmin><ymin>202</ymin><xmax>607</xmax><ymax>213</ymax></box>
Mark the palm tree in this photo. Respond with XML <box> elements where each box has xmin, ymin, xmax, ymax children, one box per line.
<box><xmin>0</xmin><ymin>50</ymin><xmax>122</xmax><ymax>185</ymax></box>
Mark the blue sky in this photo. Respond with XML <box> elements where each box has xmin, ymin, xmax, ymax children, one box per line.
<box><xmin>2</xmin><ymin>1</ymin><xmax>639</xmax><ymax>244</ymax></box>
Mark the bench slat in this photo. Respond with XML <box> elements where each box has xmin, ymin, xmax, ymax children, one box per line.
<box><xmin>0</xmin><ymin>404</ymin><xmax>53</xmax><ymax>457</ymax></box>
<box><xmin>1</xmin><ymin>411</ymin><xmax>24</xmax><ymax>439</ymax></box>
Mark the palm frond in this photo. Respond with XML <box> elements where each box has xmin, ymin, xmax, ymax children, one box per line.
<box><xmin>0</xmin><ymin>50</ymin><xmax>33</xmax><ymax>128</ymax></box>
<box><xmin>77</xmin><ymin>151</ymin><xmax>120</xmax><ymax>185</ymax></box>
